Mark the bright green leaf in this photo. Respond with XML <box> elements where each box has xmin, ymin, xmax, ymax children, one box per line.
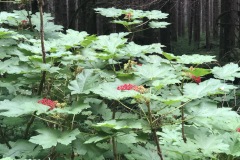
<box><xmin>212</xmin><ymin>63</ymin><xmax>240</xmax><ymax>81</ymax></box>
<box><xmin>29</xmin><ymin>128</ymin><xmax>80</xmax><ymax>149</ymax></box>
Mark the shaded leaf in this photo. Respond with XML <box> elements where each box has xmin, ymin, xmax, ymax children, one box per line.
<box><xmin>212</xmin><ymin>63</ymin><xmax>240</xmax><ymax>81</ymax></box>
<box><xmin>29</xmin><ymin>128</ymin><xmax>80</xmax><ymax>149</ymax></box>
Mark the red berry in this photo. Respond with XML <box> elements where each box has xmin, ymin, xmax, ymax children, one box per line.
<box><xmin>38</xmin><ymin>98</ymin><xmax>57</xmax><ymax>110</ymax></box>
<box><xmin>236</xmin><ymin>128</ymin><xmax>240</xmax><ymax>132</ymax></box>
<box><xmin>117</xmin><ymin>84</ymin><xmax>137</xmax><ymax>91</ymax></box>
<box><xmin>191</xmin><ymin>75</ymin><xmax>201</xmax><ymax>84</ymax></box>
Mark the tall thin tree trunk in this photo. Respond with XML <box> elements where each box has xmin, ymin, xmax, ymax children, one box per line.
<box><xmin>160</xmin><ymin>0</ymin><xmax>171</xmax><ymax>52</ymax></box>
<box><xmin>219</xmin><ymin>0</ymin><xmax>236</xmax><ymax>62</ymax></box>
<box><xmin>205</xmin><ymin>0</ymin><xmax>210</xmax><ymax>50</ymax></box>
<box><xmin>194</xmin><ymin>0</ymin><xmax>201</xmax><ymax>48</ymax></box>
<box><xmin>170</xmin><ymin>0</ymin><xmax>178</xmax><ymax>42</ymax></box>
<box><xmin>188</xmin><ymin>0</ymin><xmax>194</xmax><ymax>45</ymax></box>
<box><xmin>201</xmin><ymin>0</ymin><xmax>206</xmax><ymax>33</ymax></box>
<box><xmin>178</xmin><ymin>0</ymin><xmax>183</xmax><ymax>37</ymax></box>
<box><xmin>54</xmin><ymin>0</ymin><xmax>68</xmax><ymax>29</ymax></box>
<box><xmin>213</xmin><ymin>0</ymin><xmax>219</xmax><ymax>39</ymax></box>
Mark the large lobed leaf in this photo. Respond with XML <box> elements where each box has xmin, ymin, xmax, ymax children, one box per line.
<box><xmin>68</xmin><ymin>69</ymin><xmax>101</xmax><ymax>95</ymax></box>
<box><xmin>92</xmin><ymin>81</ymin><xmax>139</xmax><ymax>100</ymax></box>
<box><xmin>177</xmin><ymin>54</ymin><xmax>216</xmax><ymax>64</ymax></box>
<box><xmin>212</xmin><ymin>63</ymin><xmax>240</xmax><ymax>81</ymax></box>
<box><xmin>0</xmin><ymin>96</ymin><xmax>49</xmax><ymax>117</ymax></box>
<box><xmin>183</xmin><ymin>79</ymin><xmax>237</xmax><ymax>99</ymax></box>
<box><xmin>29</xmin><ymin>128</ymin><xmax>80</xmax><ymax>149</ymax></box>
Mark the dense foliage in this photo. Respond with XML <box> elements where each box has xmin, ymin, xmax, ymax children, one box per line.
<box><xmin>0</xmin><ymin>7</ymin><xmax>240</xmax><ymax>160</ymax></box>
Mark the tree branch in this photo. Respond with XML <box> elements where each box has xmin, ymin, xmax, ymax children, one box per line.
<box><xmin>37</xmin><ymin>0</ymin><xmax>46</xmax><ymax>95</ymax></box>
<box><xmin>0</xmin><ymin>125</ymin><xmax>11</xmax><ymax>149</ymax></box>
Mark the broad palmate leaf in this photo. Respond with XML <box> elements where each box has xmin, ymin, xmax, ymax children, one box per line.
<box><xmin>0</xmin><ymin>96</ymin><xmax>49</xmax><ymax>117</ymax></box>
<box><xmin>91</xmin><ymin>32</ymin><xmax>129</xmax><ymax>54</ymax></box>
<box><xmin>183</xmin><ymin>79</ymin><xmax>237</xmax><ymax>99</ymax></box>
<box><xmin>92</xmin><ymin>81</ymin><xmax>139</xmax><ymax>100</ymax></box>
<box><xmin>29</xmin><ymin>128</ymin><xmax>80</xmax><ymax>149</ymax></box>
<box><xmin>134</xmin><ymin>64</ymin><xmax>173</xmax><ymax>80</ymax></box>
<box><xmin>193</xmin><ymin>132</ymin><xmax>229</xmax><ymax>156</ymax></box>
<box><xmin>3</xmin><ymin>140</ymin><xmax>41</xmax><ymax>159</ymax></box>
<box><xmin>94</xmin><ymin>119</ymin><xmax>142</xmax><ymax>130</ymax></box>
<box><xmin>68</xmin><ymin>69</ymin><xmax>100</xmax><ymax>94</ymax></box>
<box><xmin>94</xmin><ymin>7</ymin><xmax>123</xmax><ymax>17</ymax></box>
<box><xmin>177</xmin><ymin>54</ymin><xmax>216</xmax><ymax>64</ymax></box>
<box><xmin>49</xmin><ymin>101</ymin><xmax>90</xmax><ymax>115</ymax></box>
<box><xmin>212</xmin><ymin>63</ymin><xmax>240</xmax><ymax>81</ymax></box>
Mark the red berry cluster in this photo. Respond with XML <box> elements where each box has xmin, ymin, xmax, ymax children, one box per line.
<box><xmin>191</xmin><ymin>75</ymin><xmax>201</xmax><ymax>84</ymax></box>
<box><xmin>117</xmin><ymin>84</ymin><xmax>138</xmax><ymax>91</ymax></box>
<box><xmin>21</xmin><ymin>20</ymin><xmax>28</xmax><ymax>25</ymax></box>
<box><xmin>236</xmin><ymin>128</ymin><xmax>240</xmax><ymax>132</ymax></box>
<box><xmin>38</xmin><ymin>98</ymin><xmax>57</xmax><ymax>110</ymax></box>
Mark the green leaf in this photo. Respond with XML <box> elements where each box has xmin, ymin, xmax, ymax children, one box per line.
<box><xmin>112</xmin><ymin>20</ymin><xmax>143</xmax><ymax>26</ymax></box>
<box><xmin>91</xmin><ymin>101</ymin><xmax>113</xmax><ymax>120</ymax></box>
<box><xmin>94</xmin><ymin>119</ymin><xmax>142</xmax><ymax>130</ymax></box>
<box><xmin>81</xmin><ymin>35</ymin><xmax>97</xmax><ymax>47</ymax></box>
<box><xmin>56</xmin><ymin>30</ymin><xmax>88</xmax><ymax>48</ymax></box>
<box><xmin>152</xmin><ymin>76</ymin><xmax>181</xmax><ymax>87</ymax></box>
<box><xmin>125</xmin><ymin>143</ymin><xmax>160</xmax><ymax>160</ymax></box>
<box><xmin>30</xmin><ymin>12</ymin><xmax>63</xmax><ymax>33</ymax></box>
<box><xmin>185</xmin><ymin>100</ymin><xmax>239</xmax><ymax>129</ymax></box>
<box><xmin>0</xmin><ymin>57</ymin><xmax>19</xmax><ymax>74</ymax></box>
<box><xmin>183</xmin><ymin>79</ymin><xmax>237</xmax><ymax>99</ymax></box>
<box><xmin>116</xmin><ymin>132</ymin><xmax>138</xmax><ymax>144</ymax></box>
<box><xmin>145</xmin><ymin>10</ymin><xmax>169</xmax><ymax>19</ymax></box>
<box><xmin>73</xmin><ymin>136</ymin><xmax>105</xmax><ymax>159</ymax></box>
<box><xmin>92</xmin><ymin>81</ymin><xmax>139</xmax><ymax>100</ymax></box>
<box><xmin>188</xmin><ymin>68</ymin><xmax>211</xmax><ymax>77</ymax></box>
<box><xmin>84</xmin><ymin>135</ymin><xmax>110</xmax><ymax>144</ymax></box>
<box><xmin>223</xmin><ymin>133</ymin><xmax>240</xmax><ymax>156</ymax></box>
<box><xmin>0</xmin><ymin>81</ymin><xmax>19</xmax><ymax>95</ymax></box>
<box><xmin>134</xmin><ymin>64</ymin><xmax>173</xmax><ymax>80</ymax></box>
<box><xmin>162</xmin><ymin>52</ymin><xmax>177</xmax><ymax>61</ymax></box>
<box><xmin>0</xmin><ymin>12</ymin><xmax>17</xmax><ymax>22</ymax></box>
<box><xmin>192</xmin><ymin>132</ymin><xmax>229</xmax><ymax>156</ymax></box>
<box><xmin>212</xmin><ymin>63</ymin><xmax>240</xmax><ymax>81</ymax></box>
<box><xmin>3</xmin><ymin>140</ymin><xmax>41</xmax><ymax>159</ymax></box>
<box><xmin>122</xmin><ymin>42</ymin><xmax>163</xmax><ymax>57</ymax></box>
<box><xmin>177</xmin><ymin>54</ymin><xmax>216</xmax><ymax>64</ymax></box>
<box><xmin>0</xmin><ymin>158</ymin><xmax>14</xmax><ymax>160</ymax></box>
<box><xmin>29</xmin><ymin>128</ymin><xmax>80</xmax><ymax>149</ymax></box>
<box><xmin>92</xmin><ymin>32</ymin><xmax>129</xmax><ymax>54</ymax></box>
<box><xmin>68</xmin><ymin>69</ymin><xmax>100</xmax><ymax>94</ymax></box>
<box><xmin>0</xmin><ymin>96</ymin><xmax>49</xmax><ymax>117</ymax></box>
<box><xmin>49</xmin><ymin>101</ymin><xmax>90</xmax><ymax>115</ymax></box>
<box><xmin>149</xmin><ymin>21</ymin><xmax>170</xmax><ymax>28</ymax></box>
<box><xmin>94</xmin><ymin>7</ymin><xmax>123</xmax><ymax>18</ymax></box>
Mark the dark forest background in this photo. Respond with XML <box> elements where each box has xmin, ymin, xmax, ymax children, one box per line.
<box><xmin>1</xmin><ymin>0</ymin><xmax>240</xmax><ymax>64</ymax></box>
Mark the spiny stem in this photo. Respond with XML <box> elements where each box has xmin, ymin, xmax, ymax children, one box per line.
<box><xmin>24</xmin><ymin>111</ymin><xmax>37</xmax><ymax>138</ymax></box>
<box><xmin>0</xmin><ymin>125</ymin><xmax>11</xmax><ymax>149</ymax></box>
<box><xmin>181</xmin><ymin>104</ymin><xmax>187</xmax><ymax>143</ymax></box>
<box><xmin>112</xmin><ymin>106</ymin><xmax>118</xmax><ymax>160</ymax></box>
<box><xmin>37</xmin><ymin>0</ymin><xmax>46</xmax><ymax>95</ymax></box>
<box><xmin>146</xmin><ymin>100</ymin><xmax>164</xmax><ymax>160</ymax></box>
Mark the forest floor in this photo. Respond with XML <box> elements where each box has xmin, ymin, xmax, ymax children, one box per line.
<box><xmin>172</xmin><ymin>35</ymin><xmax>219</xmax><ymax>59</ymax></box>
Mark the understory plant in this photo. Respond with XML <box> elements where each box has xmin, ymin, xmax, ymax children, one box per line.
<box><xmin>0</xmin><ymin>4</ymin><xmax>240</xmax><ymax>160</ymax></box>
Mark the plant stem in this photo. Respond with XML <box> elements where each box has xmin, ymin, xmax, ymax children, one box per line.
<box><xmin>37</xmin><ymin>0</ymin><xmax>46</xmax><ymax>95</ymax></box>
<box><xmin>112</xmin><ymin>106</ymin><xmax>118</xmax><ymax>160</ymax></box>
<box><xmin>181</xmin><ymin>104</ymin><xmax>187</xmax><ymax>143</ymax></box>
<box><xmin>146</xmin><ymin>100</ymin><xmax>164</xmax><ymax>160</ymax></box>
<box><xmin>112</xmin><ymin>137</ymin><xmax>118</xmax><ymax>160</ymax></box>
<box><xmin>24</xmin><ymin>111</ymin><xmax>37</xmax><ymax>139</ymax></box>
<box><xmin>0</xmin><ymin>125</ymin><xmax>11</xmax><ymax>149</ymax></box>
<box><xmin>26</xmin><ymin>1</ymin><xmax>34</xmax><ymax>31</ymax></box>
